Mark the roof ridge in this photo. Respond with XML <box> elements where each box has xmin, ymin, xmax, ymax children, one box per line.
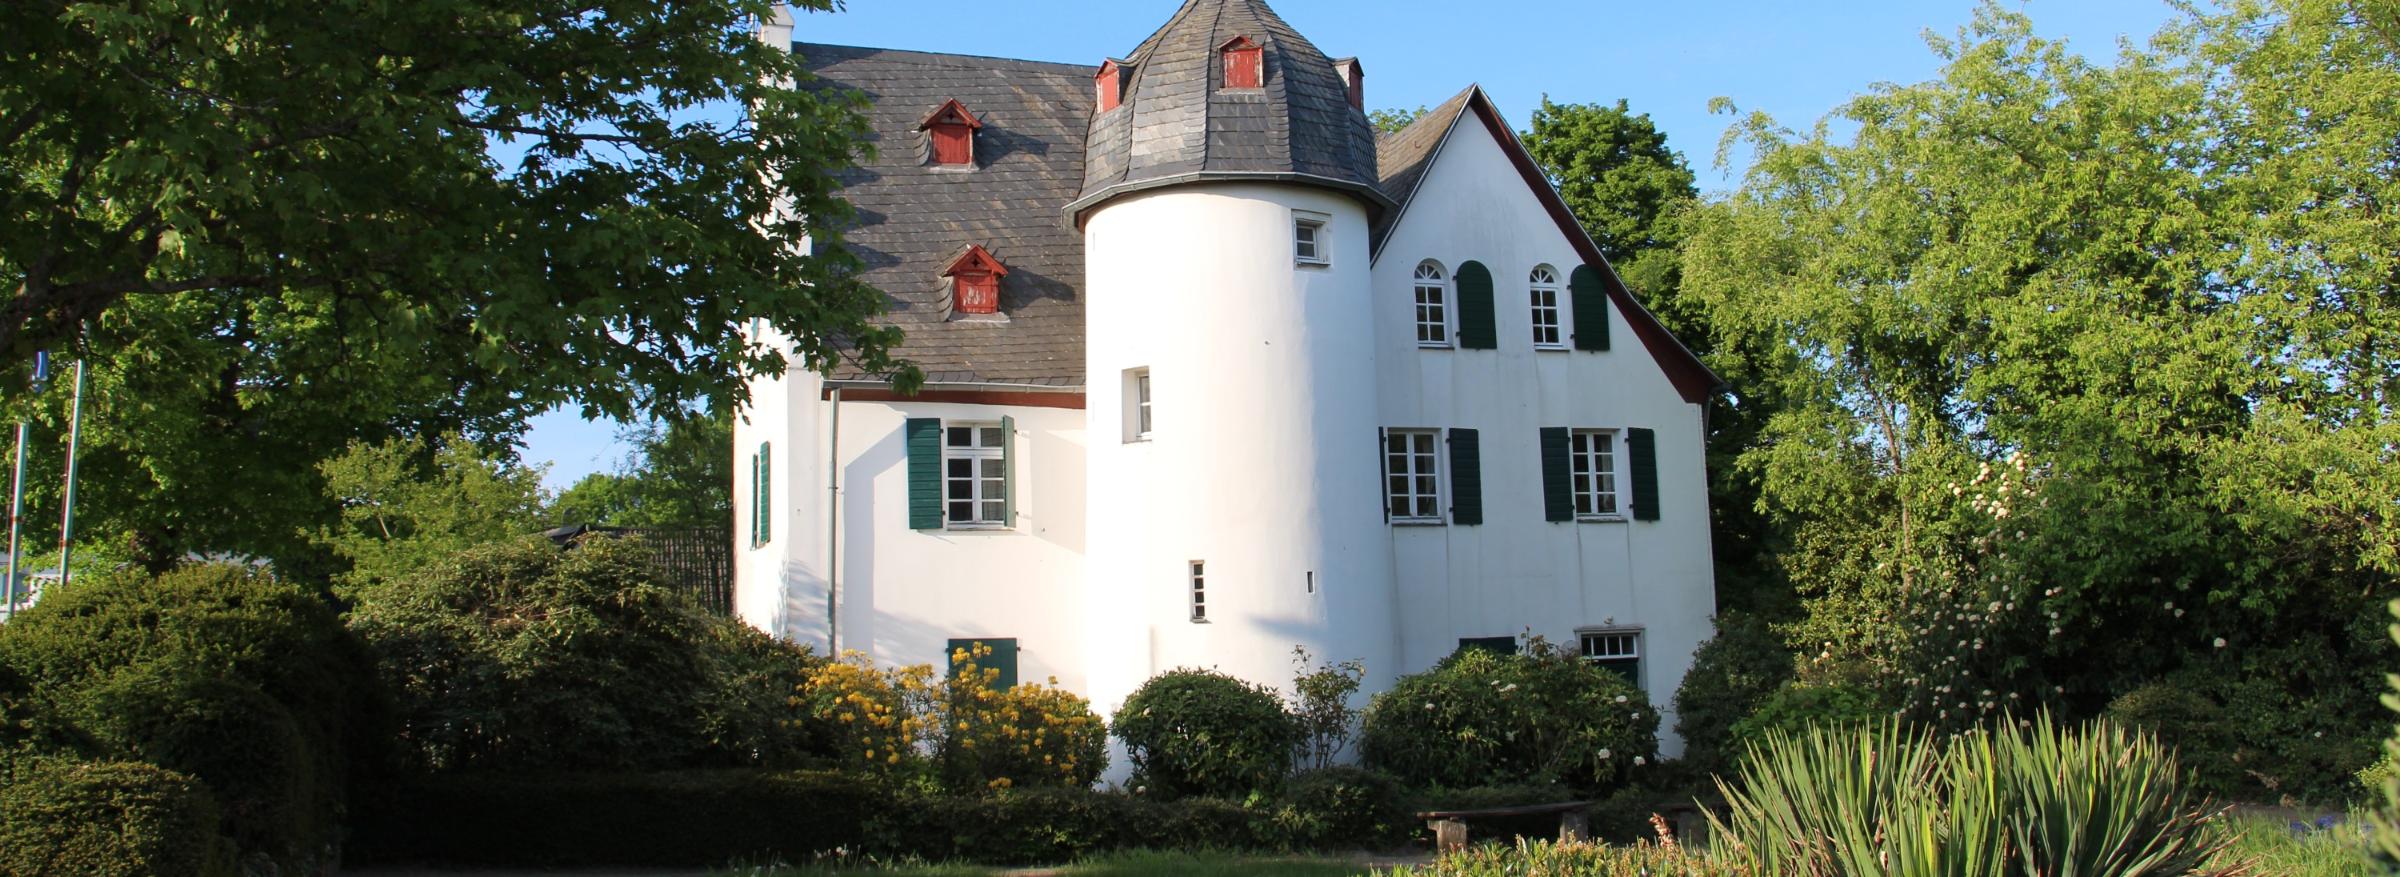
<box><xmin>792</xmin><ymin>42</ymin><xmax>1093</xmax><ymax>77</ymax></box>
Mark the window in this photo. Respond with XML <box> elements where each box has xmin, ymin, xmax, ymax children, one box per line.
<box><xmin>1413</xmin><ymin>261</ymin><xmax>1450</xmax><ymax>347</ymax></box>
<box><xmin>749</xmin><ymin>442</ymin><xmax>771</xmax><ymax>548</ymax></box>
<box><xmin>919</xmin><ymin>99</ymin><xmax>983</xmax><ymax>167</ymax></box>
<box><xmin>944</xmin><ymin>423</ymin><xmax>1008</xmax><ymax>528</ymax></box>
<box><xmin>1294</xmin><ymin>212</ymin><xmax>1329</xmax><ymax>265</ymax></box>
<box><xmin>1132</xmin><ymin>367</ymin><xmax>1152</xmax><ymax>437</ymax></box>
<box><xmin>1530</xmin><ymin>265</ymin><xmax>1566</xmax><ymax>349</ymax></box>
<box><xmin>1384</xmin><ymin>429</ymin><xmax>1442</xmax><ymax>523</ymax></box>
<box><xmin>1189</xmin><ymin>561</ymin><xmax>1207</xmax><ymax>622</ymax></box>
<box><xmin>1570</xmin><ymin>429</ymin><xmax>1621</xmax><ymax>518</ymax></box>
<box><xmin>1220</xmin><ymin>36</ymin><xmax>1262</xmax><ymax>90</ymax></box>
<box><xmin>1095</xmin><ymin>60</ymin><xmax>1124</xmax><ymax>112</ymax></box>
<box><xmin>1456</xmin><ymin>636</ymin><xmax>1517</xmax><ymax>657</ymax></box>
<box><xmin>1579</xmin><ymin>628</ymin><xmax>1643</xmax><ymax>690</ymax></box>
<box><xmin>945</xmin><ymin>244</ymin><xmax>1008</xmax><ymax>316</ymax></box>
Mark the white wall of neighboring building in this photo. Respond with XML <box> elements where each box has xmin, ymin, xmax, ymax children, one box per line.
<box><xmin>733</xmin><ymin>328</ymin><xmax>812</xmax><ymax>641</ymax></box>
<box><xmin>1369</xmin><ymin>114</ymin><xmax>1717</xmax><ymax>755</ymax></box>
<box><xmin>1082</xmin><ymin>183</ymin><xmax>1399</xmax><ymax>721</ymax></box>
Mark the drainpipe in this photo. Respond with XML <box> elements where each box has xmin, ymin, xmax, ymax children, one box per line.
<box><xmin>826</xmin><ymin>387</ymin><xmax>842</xmax><ymax>655</ymax></box>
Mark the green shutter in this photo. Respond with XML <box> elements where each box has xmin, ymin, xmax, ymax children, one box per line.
<box><xmin>1000</xmin><ymin>415</ymin><xmax>1017</xmax><ymax>528</ymax></box>
<box><xmin>947</xmin><ymin>637</ymin><xmax>1019</xmax><ymax>690</ymax></box>
<box><xmin>1455</xmin><ymin>260</ymin><xmax>1497</xmax><ymax>349</ymax></box>
<box><xmin>1448</xmin><ymin>428</ymin><xmax>1482</xmax><ymax>526</ymax></box>
<box><xmin>906</xmin><ymin>418</ymin><xmax>942</xmax><ymax>530</ymax></box>
<box><xmin>1455</xmin><ymin>636</ymin><xmax>1517</xmax><ymax>658</ymax></box>
<box><xmin>1597</xmin><ymin>657</ymin><xmax>1641</xmax><ymax>688</ymax></box>
<box><xmin>1628</xmin><ymin>427</ymin><xmax>1660</xmax><ymax>522</ymax></box>
<box><xmin>747</xmin><ymin>451</ymin><xmax>760</xmax><ymax>546</ymax></box>
<box><xmin>757</xmin><ymin>442</ymin><xmax>772</xmax><ymax>545</ymax></box>
<box><xmin>1569</xmin><ymin>264</ymin><xmax>1611</xmax><ymax>351</ymax></box>
<box><xmin>1539</xmin><ymin>427</ymin><xmax>1572</xmax><ymax>522</ymax></box>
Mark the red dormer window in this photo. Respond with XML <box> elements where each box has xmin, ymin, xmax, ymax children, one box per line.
<box><xmin>1096</xmin><ymin>59</ymin><xmax>1124</xmax><ymax>112</ymax></box>
<box><xmin>919</xmin><ymin>99</ymin><xmax>984</xmax><ymax>167</ymax></box>
<box><xmin>944</xmin><ymin>245</ymin><xmax>1009</xmax><ymax>315</ymax></box>
<box><xmin>1220</xmin><ymin>36</ymin><xmax>1262</xmax><ymax>90</ymax></box>
<box><xmin>1336</xmin><ymin>58</ymin><xmax>1364</xmax><ymax>110</ymax></box>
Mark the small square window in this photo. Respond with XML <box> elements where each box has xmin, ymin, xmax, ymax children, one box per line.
<box><xmin>1293</xmin><ymin>213</ymin><xmax>1330</xmax><ymax>266</ymax></box>
<box><xmin>1578</xmin><ymin>628</ymin><xmax>1643</xmax><ymax>691</ymax></box>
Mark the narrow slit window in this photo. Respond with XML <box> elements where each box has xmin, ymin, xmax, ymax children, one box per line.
<box><xmin>1189</xmin><ymin>561</ymin><xmax>1207</xmax><ymax>622</ymax></box>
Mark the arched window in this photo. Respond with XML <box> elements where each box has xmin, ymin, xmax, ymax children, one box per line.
<box><xmin>1219</xmin><ymin>36</ymin><xmax>1262</xmax><ymax>90</ymax></box>
<box><xmin>1529</xmin><ymin>265</ymin><xmax>1565</xmax><ymax>349</ymax></box>
<box><xmin>1413</xmin><ymin>261</ymin><xmax>1450</xmax><ymax>348</ymax></box>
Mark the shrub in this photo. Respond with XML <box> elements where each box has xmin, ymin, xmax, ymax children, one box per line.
<box><xmin>1289</xmin><ymin>646</ymin><xmax>1366</xmax><ymax>770</ymax></box>
<box><xmin>1361</xmin><ymin>642</ymin><xmax>1659</xmax><ymax>791</ymax></box>
<box><xmin>1671</xmin><ymin>612</ymin><xmax>1793</xmax><ymax>772</ymax></box>
<box><xmin>0</xmin><ymin>759</ymin><xmax>233</xmax><ymax>877</ymax></box>
<box><xmin>350</xmin><ymin>536</ymin><xmax>825</xmax><ymax>772</ymax></box>
<box><xmin>1269</xmin><ymin>766</ymin><xmax>1411</xmax><ymax>850</ymax></box>
<box><xmin>1709</xmin><ymin>715</ymin><xmax>2234</xmax><ymax>876</ymax></box>
<box><xmin>1113</xmin><ymin>668</ymin><xmax>1301</xmax><ymax>799</ymax></box>
<box><xmin>2105</xmin><ymin>681</ymin><xmax>2247</xmax><ymax>798</ymax></box>
<box><xmin>800</xmin><ymin>648</ymin><xmax>1106</xmax><ymax>793</ymax></box>
<box><xmin>68</xmin><ymin>664</ymin><xmax>323</xmax><ymax>866</ymax></box>
<box><xmin>0</xmin><ymin>563</ymin><xmax>376</xmax><ymax>870</ymax></box>
<box><xmin>694</xmin><ymin>621</ymin><xmax>832</xmax><ymax>769</ymax></box>
<box><xmin>1724</xmin><ymin>680</ymin><xmax>1885</xmax><ymax>758</ymax></box>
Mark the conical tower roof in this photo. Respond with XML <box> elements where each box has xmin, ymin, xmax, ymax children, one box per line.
<box><xmin>1068</xmin><ymin>0</ymin><xmax>1389</xmax><ymax>222</ymax></box>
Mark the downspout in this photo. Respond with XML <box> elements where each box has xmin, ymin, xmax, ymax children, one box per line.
<box><xmin>826</xmin><ymin>387</ymin><xmax>842</xmax><ymax>655</ymax></box>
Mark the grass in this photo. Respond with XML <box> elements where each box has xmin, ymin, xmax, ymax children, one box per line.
<box><xmin>718</xmin><ymin>850</ymin><xmax>1381</xmax><ymax>877</ymax></box>
<box><xmin>2210</xmin><ymin>814</ymin><xmax>2376</xmax><ymax>877</ymax></box>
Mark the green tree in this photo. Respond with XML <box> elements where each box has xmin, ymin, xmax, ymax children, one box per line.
<box><xmin>1369</xmin><ymin>105</ymin><xmax>1430</xmax><ymax>135</ymax></box>
<box><xmin>0</xmin><ymin>0</ymin><xmax>913</xmax><ymax>568</ymax></box>
<box><xmin>313</xmin><ymin>433</ymin><xmax>549</xmax><ymax>587</ymax></box>
<box><xmin>1682</xmin><ymin>0</ymin><xmax>2396</xmax><ymax>798</ymax></box>
<box><xmin>551</xmin><ymin>406</ymin><xmax>733</xmax><ymax>530</ymax></box>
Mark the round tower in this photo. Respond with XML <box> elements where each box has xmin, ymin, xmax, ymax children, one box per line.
<box><xmin>1079</xmin><ymin>0</ymin><xmax>1398</xmax><ymax>725</ymax></box>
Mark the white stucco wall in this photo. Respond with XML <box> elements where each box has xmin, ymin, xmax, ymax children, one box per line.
<box><xmin>732</xmin><ymin>328</ymin><xmax>814</xmax><ymax>640</ymax></box>
<box><xmin>1082</xmin><ymin>184</ymin><xmax>1400</xmax><ymax>721</ymax></box>
<box><xmin>1370</xmin><ymin>113</ymin><xmax>1717</xmax><ymax>755</ymax></box>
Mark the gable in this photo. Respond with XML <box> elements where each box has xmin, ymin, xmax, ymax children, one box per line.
<box><xmin>1371</xmin><ymin>88</ymin><xmax>1721</xmax><ymax>405</ymax></box>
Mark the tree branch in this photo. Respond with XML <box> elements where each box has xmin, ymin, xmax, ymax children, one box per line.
<box><xmin>464</xmin><ymin>121</ymin><xmax>655</xmax><ymax>146</ymax></box>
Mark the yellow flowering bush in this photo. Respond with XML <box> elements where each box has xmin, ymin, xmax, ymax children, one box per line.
<box><xmin>798</xmin><ymin>645</ymin><xmax>1105</xmax><ymax>793</ymax></box>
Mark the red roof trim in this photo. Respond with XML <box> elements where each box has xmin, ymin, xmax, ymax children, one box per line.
<box><xmin>918</xmin><ymin>98</ymin><xmax>984</xmax><ymax>130</ymax></box>
<box><xmin>1461</xmin><ymin>89</ymin><xmax>1723</xmax><ymax>404</ymax></box>
<box><xmin>1217</xmin><ymin>35</ymin><xmax>1259</xmax><ymax>51</ymax></box>
<box><xmin>942</xmin><ymin>244</ymin><xmax>1009</xmax><ymax>278</ymax></box>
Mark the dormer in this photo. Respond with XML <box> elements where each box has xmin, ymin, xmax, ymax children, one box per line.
<box><xmin>1096</xmin><ymin>59</ymin><xmax>1133</xmax><ymax>112</ymax></box>
<box><xmin>943</xmin><ymin>244</ymin><xmax>1009</xmax><ymax>316</ymax></box>
<box><xmin>1219</xmin><ymin>36</ymin><xmax>1263</xmax><ymax>90</ymax></box>
<box><xmin>1333</xmin><ymin>58</ymin><xmax>1364</xmax><ymax>111</ymax></box>
<box><xmin>919</xmin><ymin>99</ymin><xmax>983</xmax><ymax>168</ymax></box>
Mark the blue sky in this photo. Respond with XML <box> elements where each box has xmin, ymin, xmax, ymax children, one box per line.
<box><xmin>519</xmin><ymin>0</ymin><xmax>2183</xmax><ymax>490</ymax></box>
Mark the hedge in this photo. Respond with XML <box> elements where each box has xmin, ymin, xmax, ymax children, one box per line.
<box><xmin>351</xmin><ymin>768</ymin><xmax>1414</xmax><ymax>868</ymax></box>
<box><xmin>0</xmin><ymin>759</ymin><xmax>235</xmax><ymax>877</ymax></box>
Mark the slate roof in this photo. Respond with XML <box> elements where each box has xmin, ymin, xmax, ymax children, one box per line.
<box><xmin>1370</xmin><ymin>86</ymin><xmax>1476</xmax><ymax>255</ymax></box>
<box><xmin>1071</xmin><ymin>0</ymin><xmax>1389</xmax><ymax>221</ymax></box>
<box><xmin>795</xmin><ymin>43</ymin><xmax>1092</xmax><ymax>387</ymax></box>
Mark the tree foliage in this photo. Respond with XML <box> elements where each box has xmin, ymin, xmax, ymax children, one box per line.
<box><xmin>1680</xmin><ymin>0</ymin><xmax>2399</xmax><ymax>799</ymax></box>
<box><xmin>313</xmin><ymin>432</ymin><xmax>549</xmax><ymax>588</ymax></box>
<box><xmin>552</xmin><ymin>406</ymin><xmax>734</xmax><ymax>531</ymax></box>
<box><xmin>0</xmin><ymin>0</ymin><xmax>910</xmax><ymax>567</ymax></box>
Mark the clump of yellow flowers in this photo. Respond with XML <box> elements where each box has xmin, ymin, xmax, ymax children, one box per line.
<box><xmin>799</xmin><ymin>643</ymin><xmax>1107</xmax><ymax>794</ymax></box>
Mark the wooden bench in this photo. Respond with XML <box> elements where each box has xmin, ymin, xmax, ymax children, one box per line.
<box><xmin>1414</xmin><ymin>800</ymin><xmax>1595</xmax><ymax>852</ymax></box>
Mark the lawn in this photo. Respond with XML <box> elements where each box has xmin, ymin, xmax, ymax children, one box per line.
<box><xmin>2212</xmin><ymin>814</ymin><xmax>2375</xmax><ymax>877</ymax></box>
<box><xmin>721</xmin><ymin>850</ymin><xmax>1384</xmax><ymax>877</ymax></box>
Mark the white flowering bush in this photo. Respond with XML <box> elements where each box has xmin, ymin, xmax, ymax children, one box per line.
<box><xmin>1360</xmin><ymin>638</ymin><xmax>1658</xmax><ymax>791</ymax></box>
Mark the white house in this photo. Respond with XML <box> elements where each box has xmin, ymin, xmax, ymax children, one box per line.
<box><xmin>736</xmin><ymin>0</ymin><xmax>1724</xmax><ymax>758</ymax></box>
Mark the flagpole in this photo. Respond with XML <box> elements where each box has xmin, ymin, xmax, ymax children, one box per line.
<box><xmin>57</xmin><ymin>353</ymin><xmax>83</xmax><ymax>586</ymax></box>
<box><xmin>5</xmin><ymin>351</ymin><xmax>46</xmax><ymax>620</ymax></box>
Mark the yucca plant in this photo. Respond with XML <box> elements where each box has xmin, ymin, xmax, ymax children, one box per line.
<box><xmin>1709</xmin><ymin>713</ymin><xmax>2247</xmax><ymax>876</ymax></box>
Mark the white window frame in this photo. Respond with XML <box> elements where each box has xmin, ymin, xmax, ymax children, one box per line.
<box><xmin>1578</xmin><ymin>626</ymin><xmax>1645</xmax><ymax>691</ymax></box>
<box><xmin>942</xmin><ymin>422</ymin><xmax>1009</xmax><ymax>530</ymax></box>
<box><xmin>1530</xmin><ymin>265</ymin><xmax>1567</xmax><ymax>350</ymax></box>
<box><xmin>1294</xmin><ymin>211</ymin><xmax>1331</xmax><ymax>266</ymax></box>
<box><xmin>1413</xmin><ymin>261</ymin><xmax>1452</xmax><ymax>348</ymax></box>
<box><xmin>1570</xmin><ymin>428</ymin><xmax>1624</xmax><ymax>520</ymax></box>
<box><xmin>1189</xmin><ymin>560</ymin><xmax>1207</xmax><ymax>622</ymax></box>
<box><xmin>1124</xmin><ymin>367</ymin><xmax>1153</xmax><ymax>442</ymax></box>
<box><xmin>1383</xmin><ymin>428</ymin><xmax>1444</xmax><ymax>524</ymax></box>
